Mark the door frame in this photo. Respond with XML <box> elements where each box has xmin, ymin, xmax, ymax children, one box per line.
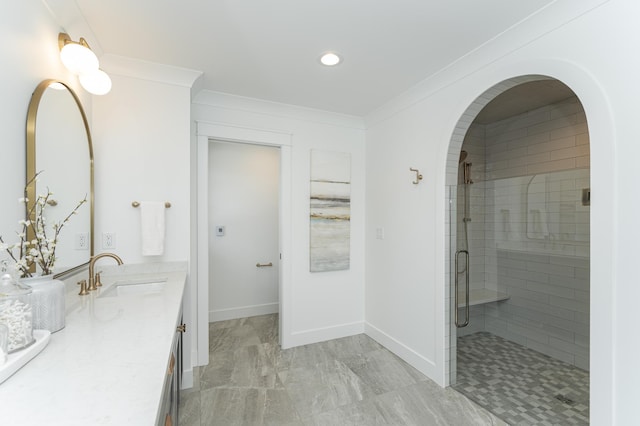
<box><xmin>196</xmin><ymin>121</ymin><xmax>292</xmax><ymax>367</ymax></box>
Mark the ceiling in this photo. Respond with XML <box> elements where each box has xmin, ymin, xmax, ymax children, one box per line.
<box><xmin>65</xmin><ymin>0</ymin><xmax>557</xmax><ymax>116</ymax></box>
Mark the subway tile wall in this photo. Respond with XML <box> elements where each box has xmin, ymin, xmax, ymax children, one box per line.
<box><xmin>456</xmin><ymin>96</ymin><xmax>590</xmax><ymax>370</ymax></box>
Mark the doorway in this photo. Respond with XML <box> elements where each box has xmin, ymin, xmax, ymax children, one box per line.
<box><xmin>447</xmin><ymin>77</ymin><xmax>590</xmax><ymax>424</ymax></box>
<box><xmin>208</xmin><ymin>141</ymin><xmax>280</xmax><ymax>322</ymax></box>
<box><xmin>195</xmin><ymin>122</ymin><xmax>292</xmax><ymax>369</ymax></box>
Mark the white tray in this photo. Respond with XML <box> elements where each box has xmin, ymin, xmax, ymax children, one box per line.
<box><xmin>0</xmin><ymin>329</ymin><xmax>51</xmax><ymax>384</ymax></box>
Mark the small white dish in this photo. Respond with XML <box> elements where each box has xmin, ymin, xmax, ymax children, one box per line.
<box><xmin>0</xmin><ymin>329</ymin><xmax>51</xmax><ymax>384</ymax></box>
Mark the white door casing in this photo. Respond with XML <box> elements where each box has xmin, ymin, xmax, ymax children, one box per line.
<box><xmin>196</xmin><ymin>121</ymin><xmax>292</xmax><ymax>367</ymax></box>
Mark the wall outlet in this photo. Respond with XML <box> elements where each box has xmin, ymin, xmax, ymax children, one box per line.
<box><xmin>75</xmin><ymin>232</ymin><xmax>89</xmax><ymax>250</ymax></box>
<box><xmin>102</xmin><ymin>232</ymin><xmax>116</xmax><ymax>249</ymax></box>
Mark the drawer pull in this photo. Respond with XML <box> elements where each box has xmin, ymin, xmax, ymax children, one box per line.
<box><xmin>168</xmin><ymin>353</ymin><xmax>175</xmax><ymax>375</ymax></box>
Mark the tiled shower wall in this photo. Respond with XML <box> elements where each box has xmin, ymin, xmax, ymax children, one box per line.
<box><xmin>457</xmin><ymin>96</ymin><xmax>590</xmax><ymax>370</ymax></box>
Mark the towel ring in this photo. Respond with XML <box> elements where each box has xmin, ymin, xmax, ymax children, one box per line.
<box><xmin>132</xmin><ymin>201</ymin><xmax>171</xmax><ymax>208</ymax></box>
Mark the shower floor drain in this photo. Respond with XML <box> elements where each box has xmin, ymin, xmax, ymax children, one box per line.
<box><xmin>555</xmin><ymin>394</ymin><xmax>575</xmax><ymax>405</ymax></box>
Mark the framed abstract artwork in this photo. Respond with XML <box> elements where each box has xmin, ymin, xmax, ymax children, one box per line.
<box><xmin>310</xmin><ymin>150</ymin><xmax>351</xmax><ymax>272</ymax></box>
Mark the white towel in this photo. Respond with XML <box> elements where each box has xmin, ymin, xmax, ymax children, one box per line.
<box><xmin>140</xmin><ymin>201</ymin><xmax>165</xmax><ymax>256</ymax></box>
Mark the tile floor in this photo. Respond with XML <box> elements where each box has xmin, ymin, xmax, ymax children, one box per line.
<box><xmin>453</xmin><ymin>332</ymin><xmax>589</xmax><ymax>425</ymax></box>
<box><xmin>179</xmin><ymin>314</ymin><xmax>506</xmax><ymax>425</ymax></box>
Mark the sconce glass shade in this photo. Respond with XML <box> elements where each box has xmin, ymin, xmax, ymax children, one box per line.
<box><xmin>60</xmin><ymin>42</ymin><xmax>99</xmax><ymax>75</ymax></box>
<box><xmin>79</xmin><ymin>69</ymin><xmax>112</xmax><ymax>95</ymax></box>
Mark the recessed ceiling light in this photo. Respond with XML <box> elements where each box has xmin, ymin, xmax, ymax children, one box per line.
<box><xmin>320</xmin><ymin>52</ymin><xmax>341</xmax><ymax>66</ymax></box>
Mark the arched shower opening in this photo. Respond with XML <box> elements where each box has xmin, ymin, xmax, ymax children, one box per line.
<box><xmin>445</xmin><ymin>75</ymin><xmax>591</xmax><ymax>425</ymax></box>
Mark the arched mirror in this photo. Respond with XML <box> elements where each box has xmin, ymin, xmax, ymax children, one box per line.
<box><xmin>26</xmin><ymin>79</ymin><xmax>94</xmax><ymax>278</ymax></box>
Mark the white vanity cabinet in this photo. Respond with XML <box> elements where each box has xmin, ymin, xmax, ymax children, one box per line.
<box><xmin>158</xmin><ymin>314</ymin><xmax>185</xmax><ymax>426</ymax></box>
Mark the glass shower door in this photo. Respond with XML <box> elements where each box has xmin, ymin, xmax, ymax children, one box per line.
<box><xmin>448</xmin><ymin>182</ymin><xmax>471</xmax><ymax>386</ymax></box>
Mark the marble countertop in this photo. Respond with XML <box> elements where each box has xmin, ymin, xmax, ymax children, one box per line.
<box><xmin>0</xmin><ymin>263</ymin><xmax>187</xmax><ymax>426</ymax></box>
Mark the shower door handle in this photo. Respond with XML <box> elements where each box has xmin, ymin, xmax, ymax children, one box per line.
<box><xmin>455</xmin><ymin>249</ymin><xmax>470</xmax><ymax>328</ymax></box>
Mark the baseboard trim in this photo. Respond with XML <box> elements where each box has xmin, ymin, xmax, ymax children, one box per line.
<box><xmin>287</xmin><ymin>321</ymin><xmax>365</xmax><ymax>348</ymax></box>
<box><xmin>209</xmin><ymin>302</ymin><xmax>279</xmax><ymax>322</ymax></box>
<box><xmin>364</xmin><ymin>321</ymin><xmax>440</xmax><ymax>384</ymax></box>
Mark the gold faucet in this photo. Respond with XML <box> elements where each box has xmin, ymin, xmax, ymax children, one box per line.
<box><xmin>88</xmin><ymin>252</ymin><xmax>123</xmax><ymax>291</ymax></box>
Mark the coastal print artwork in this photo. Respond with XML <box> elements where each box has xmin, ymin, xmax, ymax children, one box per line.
<box><xmin>310</xmin><ymin>150</ymin><xmax>351</xmax><ymax>272</ymax></box>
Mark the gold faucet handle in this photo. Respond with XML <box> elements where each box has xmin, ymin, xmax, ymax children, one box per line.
<box><xmin>77</xmin><ymin>280</ymin><xmax>89</xmax><ymax>296</ymax></box>
<box><xmin>95</xmin><ymin>272</ymin><xmax>103</xmax><ymax>287</ymax></box>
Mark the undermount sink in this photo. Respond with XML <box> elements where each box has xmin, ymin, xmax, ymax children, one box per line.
<box><xmin>98</xmin><ymin>278</ymin><xmax>167</xmax><ymax>298</ymax></box>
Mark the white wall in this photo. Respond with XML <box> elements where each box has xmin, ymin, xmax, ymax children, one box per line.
<box><xmin>91</xmin><ymin>71</ymin><xmax>194</xmax><ymax>384</ymax></box>
<box><xmin>365</xmin><ymin>1</ymin><xmax>632</xmax><ymax>424</ymax></box>
<box><xmin>91</xmin><ymin>73</ymin><xmax>191</xmax><ymax>264</ymax></box>
<box><xmin>193</xmin><ymin>92</ymin><xmax>366</xmax><ymax>348</ymax></box>
<box><xmin>208</xmin><ymin>141</ymin><xmax>280</xmax><ymax>321</ymax></box>
<box><xmin>0</xmin><ymin>1</ymin><xmax>89</xmax><ymax>265</ymax></box>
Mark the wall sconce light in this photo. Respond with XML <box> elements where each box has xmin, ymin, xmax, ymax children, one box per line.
<box><xmin>58</xmin><ymin>32</ymin><xmax>112</xmax><ymax>95</ymax></box>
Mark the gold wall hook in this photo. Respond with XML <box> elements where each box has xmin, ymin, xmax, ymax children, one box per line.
<box><xmin>409</xmin><ymin>167</ymin><xmax>423</xmax><ymax>185</ymax></box>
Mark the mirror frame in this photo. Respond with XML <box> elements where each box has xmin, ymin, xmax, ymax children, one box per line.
<box><xmin>25</xmin><ymin>79</ymin><xmax>94</xmax><ymax>278</ymax></box>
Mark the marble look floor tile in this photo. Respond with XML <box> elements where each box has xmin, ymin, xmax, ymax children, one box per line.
<box><xmin>209</xmin><ymin>324</ymin><xmax>262</xmax><ymax>353</ymax></box>
<box><xmin>305</xmin><ymin>398</ymin><xmax>387</xmax><ymax>426</ymax></box>
<box><xmin>374</xmin><ymin>380</ymin><xmax>508</xmax><ymax>426</ymax></box>
<box><xmin>192</xmin><ymin>315</ymin><xmax>505</xmax><ymax>426</ymax></box>
<box><xmin>228</xmin><ymin>343</ymin><xmax>282</xmax><ymax>388</ymax></box>
<box><xmin>200</xmin><ymin>348</ymin><xmax>235</xmax><ymax>390</ymax></box>
<box><xmin>277</xmin><ymin>341</ymin><xmax>337</xmax><ymax>373</ymax></box>
<box><xmin>342</xmin><ymin>348</ymin><xmax>426</xmax><ymax>395</ymax></box>
<box><xmin>326</xmin><ymin>334</ymin><xmax>384</xmax><ymax>359</ymax></box>
<box><xmin>245</xmin><ymin>314</ymin><xmax>280</xmax><ymax>344</ymax></box>
<box><xmin>281</xmin><ymin>359</ymin><xmax>375</xmax><ymax>417</ymax></box>
<box><xmin>209</xmin><ymin>317</ymin><xmax>248</xmax><ymax>332</ymax></box>
<box><xmin>201</xmin><ymin>343</ymin><xmax>282</xmax><ymax>391</ymax></box>
<box><xmin>178</xmin><ymin>390</ymin><xmax>201</xmax><ymax>426</ymax></box>
<box><xmin>200</xmin><ymin>387</ymin><xmax>303</xmax><ymax>426</ymax></box>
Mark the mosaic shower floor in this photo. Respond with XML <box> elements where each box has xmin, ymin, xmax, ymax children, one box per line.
<box><xmin>453</xmin><ymin>332</ymin><xmax>589</xmax><ymax>425</ymax></box>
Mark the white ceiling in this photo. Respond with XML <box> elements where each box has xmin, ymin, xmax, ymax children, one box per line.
<box><xmin>67</xmin><ymin>0</ymin><xmax>556</xmax><ymax>116</ymax></box>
